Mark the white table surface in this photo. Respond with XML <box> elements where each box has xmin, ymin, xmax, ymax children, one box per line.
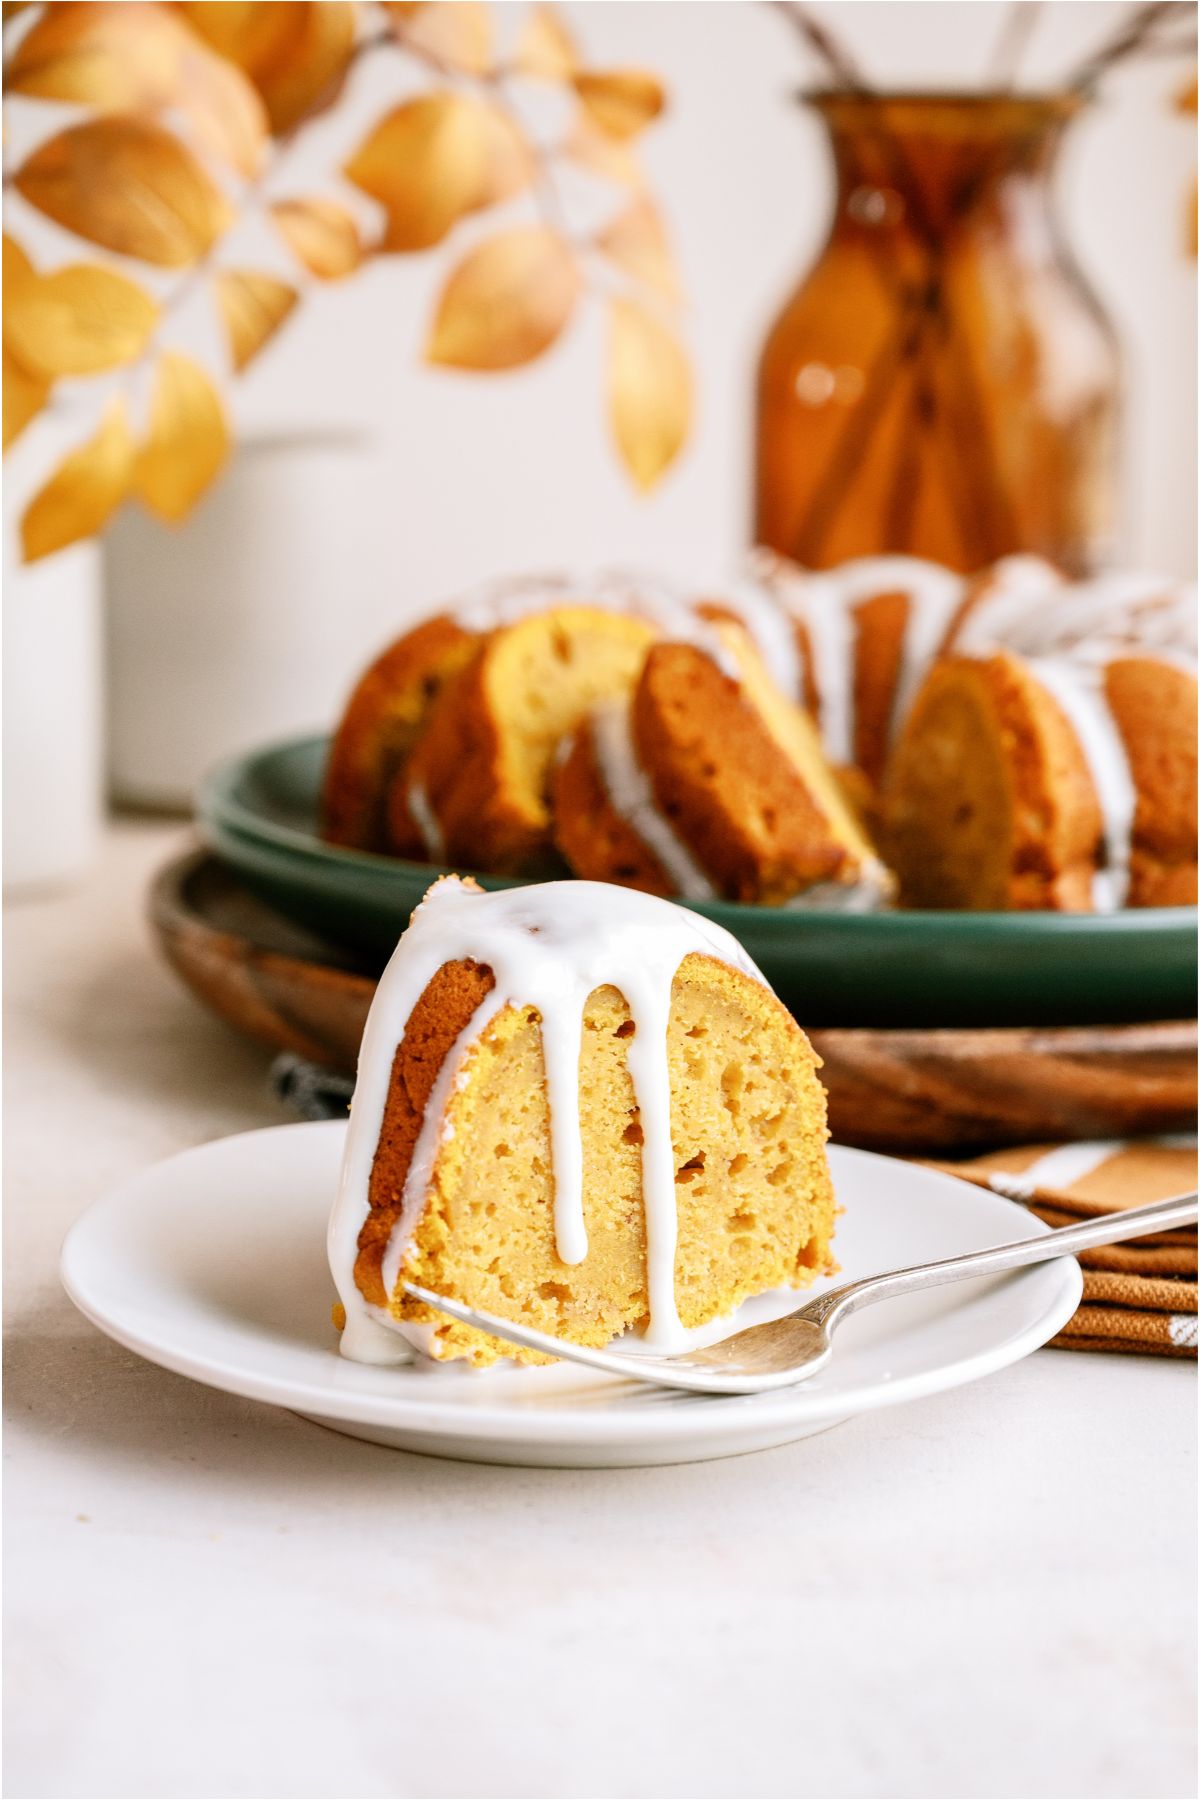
<box><xmin>4</xmin><ymin>821</ymin><xmax>1196</xmax><ymax>1800</ymax></box>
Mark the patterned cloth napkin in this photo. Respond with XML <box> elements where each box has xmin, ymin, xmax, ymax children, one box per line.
<box><xmin>925</xmin><ymin>1139</ymin><xmax>1198</xmax><ymax>1358</ymax></box>
<box><xmin>271</xmin><ymin>1056</ymin><xmax>1197</xmax><ymax>1361</ymax></box>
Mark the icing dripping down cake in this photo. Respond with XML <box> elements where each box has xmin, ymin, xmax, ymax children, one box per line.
<box><xmin>329</xmin><ymin>877</ymin><xmax>837</xmax><ymax>1368</ymax></box>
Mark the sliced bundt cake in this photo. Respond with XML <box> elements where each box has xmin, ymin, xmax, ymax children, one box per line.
<box><xmin>553</xmin><ymin>623</ymin><xmax>891</xmax><ymax>907</ymax></box>
<box><xmin>882</xmin><ymin>650</ymin><xmax>1199</xmax><ymax>911</ymax></box>
<box><xmin>389</xmin><ymin>608</ymin><xmax>656</xmax><ymax>874</ymax></box>
<box><xmin>322</xmin><ymin>554</ymin><xmax>1196</xmax><ymax>915</ymax></box>
<box><xmin>330</xmin><ymin>877</ymin><xmax>837</xmax><ymax>1368</ymax></box>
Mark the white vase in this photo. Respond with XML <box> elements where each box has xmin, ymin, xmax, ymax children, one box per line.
<box><xmin>3</xmin><ymin>538</ymin><xmax>104</xmax><ymax>893</ymax></box>
<box><xmin>105</xmin><ymin>432</ymin><xmax>392</xmax><ymax>810</ymax></box>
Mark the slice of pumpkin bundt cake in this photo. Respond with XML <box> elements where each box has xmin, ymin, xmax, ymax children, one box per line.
<box><xmin>329</xmin><ymin>877</ymin><xmax>837</xmax><ymax>1368</ymax></box>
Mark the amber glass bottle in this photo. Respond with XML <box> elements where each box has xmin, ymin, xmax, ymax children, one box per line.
<box><xmin>754</xmin><ymin>93</ymin><xmax>1120</xmax><ymax>573</ymax></box>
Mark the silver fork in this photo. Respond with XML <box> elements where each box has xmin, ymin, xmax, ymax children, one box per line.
<box><xmin>403</xmin><ymin>1191</ymin><xmax>1198</xmax><ymax>1396</ymax></box>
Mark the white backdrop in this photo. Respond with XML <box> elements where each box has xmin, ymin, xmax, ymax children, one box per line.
<box><xmin>5</xmin><ymin>2</ymin><xmax>1196</xmax><ymax>619</ymax></box>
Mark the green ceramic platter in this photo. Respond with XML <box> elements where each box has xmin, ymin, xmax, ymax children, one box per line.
<box><xmin>197</xmin><ymin>736</ymin><xmax>1197</xmax><ymax>1029</ymax></box>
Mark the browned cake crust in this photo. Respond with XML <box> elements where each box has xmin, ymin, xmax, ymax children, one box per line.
<box><xmin>322</xmin><ymin>615</ymin><xmax>475</xmax><ymax>852</ymax></box>
<box><xmin>551</xmin><ymin>718</ymin><xmax>676</xmax><ymax>895</ymax></box>
<box><xmin>631</xmin><ymin>642</ymin><xmax>848</xmax><ymax>904</ymax></box>
<box><xmin>1108</xmin><ymin>656</ymin><xmax>1198</xmax><ymax>906</ymax></box>
<box><xmin>354</xmin><ymin>956</ymin><xmax>496</xmax><ymax>1306</ymax></box>
<box><xmin>884</xmin><ymin>652</ymin><xmax>1110</xmax><ymax>911</ymax></box>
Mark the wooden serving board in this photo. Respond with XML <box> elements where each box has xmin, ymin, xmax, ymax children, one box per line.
<box><xmin>150</xmin><ymin>850</ymin><xmax>1198</xmax><ymax>1154</ymax></box>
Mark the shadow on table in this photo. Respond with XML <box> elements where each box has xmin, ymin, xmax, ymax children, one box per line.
<box><xmin>3</xmin><ymin>1323</ymin><xmax>843</xmax><ymax>1499</ymax></box>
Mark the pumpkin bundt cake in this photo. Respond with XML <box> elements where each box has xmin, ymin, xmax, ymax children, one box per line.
<box><xmin>329</xmin><ymin>876</ymin><xmax>837</xmax><ymax>1368</ymax></box>
<box><xmin>389</xmin><ymin>607</ymin><xmax>656</xmax><ymax>874</ymax></box>
<box><xmin>322</xmin><ymin>553</ymin><xmax>1196</xmax><ymax>914</ymax></box>
<box><xmin>553</xmin><ymin>622</ymin><xmax>890</xmax><ymax>906</ymax></box>
<box><xmin>883</xmin><ymin>650</ymin><xmax>1199</xmax><ymax>911</ymax></box>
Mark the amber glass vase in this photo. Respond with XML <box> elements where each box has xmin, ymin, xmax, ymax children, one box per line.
<box><xmin>754</xmin><ymin>93</ymin><xmax>1120</xmax><ymax>573</ymax></box>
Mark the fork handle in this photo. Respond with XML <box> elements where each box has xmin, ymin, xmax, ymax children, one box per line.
<box><xmin>810</xmin><ymin>1190</ymin><xmax>1198</xmax><ymax>1328</ymax></box>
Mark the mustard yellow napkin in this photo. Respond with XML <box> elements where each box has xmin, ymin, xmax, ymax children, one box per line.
<box><xmin>924</xmin><ymin>1139</ymin><xmax>1198</xmax><ymax>1359</ymax></box>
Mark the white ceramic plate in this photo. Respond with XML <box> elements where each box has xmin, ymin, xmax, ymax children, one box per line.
<box><xmin>61</xmin><ymin>1122</ymin><xmax>1081</xmax><ymax>1468</ymax></box>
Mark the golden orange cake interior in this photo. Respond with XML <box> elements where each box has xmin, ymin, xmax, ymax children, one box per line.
<box><xmin>330</xmin><ymin>878</ymin><xmax>837</xmax><ymax>1368</ymax></box>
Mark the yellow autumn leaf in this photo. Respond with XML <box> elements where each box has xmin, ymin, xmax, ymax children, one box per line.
<box><xmin>6</xmin><ymin>1</ymin><xmax>267</xmax><ymax>177</ymax></box>
<box><xmin>14</xmin><ymin>118</ymin><xmax>231</xmax><ymax>269</ymax></box>
<box><xmin>514</xmin><ymin>5</ymin><xmax>577</xmax><ymax>80</ymax></box>
<box><xmin>385</xmin><ymin>1</ymin><xmax>491</xmax><ymax>75</ymax></box>
<box><xmin>345</xmin><ymin>94</ymin><xmax>479</xmax><ymax>251</ymax></box>
<box><xmin>21</xmin><ymin>398</ymin><xmax>133</xmax><ymax>562</ymax></box>
<box><xmin>5</xmin><ymin>262</ymin><xmax>159</xmax><ymax>379</ymax></box>
<box><xmin>596</xmin><ymin>197</ymin><xmax>680</xmax><ymax>301</ymax></box>
<box><xmin>181</xmin><ymin>2</ymin><xmax>358</xmax><ymax>134</ymax></box>
<box><xmin>3</xmin><ymin>346</ymin><xmax>50</xmax><ymax>451</ymax></box>
<box><xmin>133</xmin><ymin>352</ymin><xmax>229</xmax><ymax>522</ymax></box>
<box><xmin>345</xmin><ymin>93</ymin><xmax>530</xmax><ymax>252</ymax></box>
<box><xmin>573</xmin><ymin>70</ymin><xmax>665</xmax><ymax>140</ymax></box>
<box><xmin>214</xmin><ymin>271</ymin><xmax>298</xmax><ymax>372</ymax></box>
<box><xmin>270</xmin><ymin>197</ymin><xmax>362</xmax><ymax>279</ymax></box>
<box><xmin>607</xmin><ymin>297</ymin><xmax>691</xmax><ymax>491</ymax></box>
<box><xmin>562</xmin><ymin>111</ymin><xmax>644</xmax><ymax>188</ymax></box>
<box><xmin>427</xmin><ymin>226</ymin><xmax>580</xmax><ymax>371</ymax></box>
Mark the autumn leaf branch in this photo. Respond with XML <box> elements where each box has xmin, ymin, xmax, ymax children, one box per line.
<box><xmin>3</xmin><ymin>0</ymin><xmax>692</xmax><ymax>563</ymax></box>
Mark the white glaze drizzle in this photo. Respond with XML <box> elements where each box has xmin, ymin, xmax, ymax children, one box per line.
<box><xmin>707</xmin><ymin>551</ymin><xmax>807</xmax><ymax>703</ymax></box>
<box><xmin>946</xmin><ymin>554</ymin><xmax>1065</xmax><ymax>656</ymax></box>
<box><xmin>404</xmin><ymin>780</ymin><xmax>445</xmax><ymax>863</ymax></box>
<box><xmin>329</xmin><ymin>878</ymin><xmax>762</xmax><ymax>1363</ymax></box>
<box><xmin>953</xmin><ymin>564</ymin><xmax>1196</xmax><ymax>667</ymax></box>
<box><xmin>1027</xmin><ymin>657</ymin><xmax>1139</xmax><ymax>911</ymax></box>
<box><xmin>588</xmin><ymin>700</ymin><xmax>716</xmax><ymax>901</ymax></box>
